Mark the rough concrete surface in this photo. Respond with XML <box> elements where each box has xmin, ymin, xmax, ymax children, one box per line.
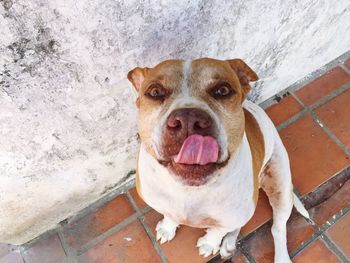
<box><xmin>0</xmin><ymin>0</ymin><xmax>349</xmax><ymax>244</ymax></box>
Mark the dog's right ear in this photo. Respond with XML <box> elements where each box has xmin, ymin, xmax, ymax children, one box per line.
<box><xmin>127</xmin><ymin>67</ymin><xmax>148</xmax><ymax>92</ymax></box>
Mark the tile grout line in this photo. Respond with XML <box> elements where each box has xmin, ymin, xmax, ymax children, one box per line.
<box><xmin>138</xmin><ymin>217</ymin><xmax>170</xmax><ymax>263</ymax></box>
<box><xmin>276</xmin><ymin>108</ymin><xmax>308</xmax><ymax>131</ymax></box>
<box><xmin>293</xmin><ymin>214</ymin><xmax>328</xmax><ymax>257</ymax></box>
<box><xmin>76</xmin><ymin>212</ymin><xmax>141</xmax><ymax>256</ymax></box>
<box><xmin>318</xmin><ymin>201</ymin><xmax>350</xmax><ymax>234</ymax></box>
<box><xmin>125</xmin><ymin>191</ymin><xmax>143</xmax><ymax>214</ymax></box>
<box><xmin>322</xmin><ymin>233</ymin><xmax>350</xmax><ymax>262</ymax></box>
<box><xmin>340</xmin><ymin>63</ymin><xmax>350</xmax><ymax>75</ymax></box>
<box><xmin>18</xmin><ymin>246</ymin><xmax>27</xmax><ymax>263</ymax></box>
<box><xmin>57</xmin><ymin>229</ymin><xmax>76</xmax><ymax>259</ymax></box>
<box><xmin>310</xmin><ymin>111</ymin><xmax>350</xmax><ymax>157</ymax></box>
<box><xmin>291</xmin><ymin>201</ymin><xmax>350</xmax><ymax>259</ymax></box>
<box><xmin>275</xmin><ymin>80</ymin><xmax>350</xmax><ymax>132</ymax></box>
<box><xmin>289</xmin><ymin>231</ymin><xmax>320</xmax><ymax>258</ymax></box>
<box><xmin>308</xmin><ymin>82</ymin><xmax>350</xmax><ymax>111</ymax></box>
<box><xmin>236</xmin><ymin>244</ymin><xmax>257</xmax><ymax>263</ymax></box>
<box><xmin>126</xmin><ymin>191</ymin><xmax>170</xmax><ymax>263</ymax></box>
<box><xmin>60</xmin><ymin>191</ymin><xmax>152</xmax><ymax>258</ymax></box>
<box><xmin>289</xmin><ymin>89</ymin><xmax>350</xmax><ymax>158</ymax></box>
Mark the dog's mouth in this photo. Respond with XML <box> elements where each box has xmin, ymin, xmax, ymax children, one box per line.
<box><xmin>158</xmin><ymin>134</ymin><xmax>228</xmax><ymax>186</ymax></box>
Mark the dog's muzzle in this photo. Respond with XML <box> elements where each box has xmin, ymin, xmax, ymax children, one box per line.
<box><xmin>160</xmin><ymin>108</ymin><xmax>217</xmax><ymax>159</ymax></box>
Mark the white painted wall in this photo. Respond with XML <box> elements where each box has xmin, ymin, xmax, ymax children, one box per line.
<box><xmin>0</xmin><ymin>0</ymin><xmax>349</xmax><ymax>244</ymax></box>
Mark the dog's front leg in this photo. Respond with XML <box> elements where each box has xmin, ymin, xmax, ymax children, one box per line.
<box><xmin>156</xmin><ymin>216</ymin><xmax>179</xmax><ymax>244</ymax></box>
<box><xmin>196</xmin><ymin>227</ymin><xmax>230</xmax><ymax>257</ymax></box>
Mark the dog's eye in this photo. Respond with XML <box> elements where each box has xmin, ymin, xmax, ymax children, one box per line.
<box><xmin>210</xmin><ymin>84</ymin><xmax>234</xmax><ymax>99</ymax></box>
<box><xmin>145</xmin><ymin>84</ymin><xmax>167</xmax><ymax>100</ymax></box>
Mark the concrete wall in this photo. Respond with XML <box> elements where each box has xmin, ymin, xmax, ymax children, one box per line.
<box><xmin>0</xmin><ymin>0</ymin><xmax>349</xmax><ymax>244</ymax></box>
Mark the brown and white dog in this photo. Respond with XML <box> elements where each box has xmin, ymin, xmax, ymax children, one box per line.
<box><xmin>127</xmin><ymin>58</ymin><xmax>309</xmax><ymax>262</ymax></box>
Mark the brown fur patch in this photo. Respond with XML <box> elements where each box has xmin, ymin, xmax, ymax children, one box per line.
<box><xmin>200</xmin><ymin>217</ymin><xmax>221</xmax><ymax>227</ymax></box>
<box><xmin>131</xmin><ymin>60</ymin><xmax>184</xmax><ymax>159</ymax></box>
<box><xmin>135</xmin><ymin>155</ymin><xmax>143</xmax><ymax>200</ymax></box>
<box><xmin>178</xmin><ymin>217</ymin><xmax>221</xmax><ymax>228</ymax></box>
<box><xmin>261</xmin><ymin>164</ymin><xmax>283</xmax><ymax>206</ymax></box>
<box><xmin>135</xmin><ymin>171</ymin><xmax>143</xmax><ymax>200</ymax></box>
<box><xmin>244</xmin><ymin>109</ymin><xmax>265</xmax><ymax>205</ymax></box>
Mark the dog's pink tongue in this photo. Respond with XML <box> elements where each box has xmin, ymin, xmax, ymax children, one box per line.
<box><xmin>174</xmin><ymin>134</ymin><xmax>219</xmax><ymax>165</ymax></box>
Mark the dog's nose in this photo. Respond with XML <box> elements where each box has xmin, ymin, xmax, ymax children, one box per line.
<box><xmin>166</xmin><ymin>108</ymin><xmax>213</xmax><ymax>136</ymax></box>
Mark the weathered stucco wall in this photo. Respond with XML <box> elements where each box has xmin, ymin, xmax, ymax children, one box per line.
<box><xmin>0</xmin><ymin>0</ymin><xmax>349</xmax><ymax>244</ymax></box>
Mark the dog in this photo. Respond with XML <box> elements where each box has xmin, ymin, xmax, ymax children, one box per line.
<box><xmin>127</xmin><ymin>58</ymin><xmax>309</xmax><ymax>263</ymax></box>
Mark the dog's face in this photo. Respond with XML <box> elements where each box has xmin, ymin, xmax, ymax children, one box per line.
<box><xmin>128</xmin><ymin>58</ymin><xmax>258</xmax><ymax>185</ymax></box>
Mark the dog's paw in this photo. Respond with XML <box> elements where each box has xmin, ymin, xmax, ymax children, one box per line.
<box><xmin>219</xmin><ymin>237</ymin><xmax>236</xmax><ymax>259</ymax></box>
<box><xmin>156</xmin><ymin>218</ymin><xmax>177</xmax><ymax>244</ymax></box>
<box><xmin>196</xmin><ymin>235</ymin><xmax>221</xmax><ymax>257</ymax></box>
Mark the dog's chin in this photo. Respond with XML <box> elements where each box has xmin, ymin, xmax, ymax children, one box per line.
<box><xmin>158</xmin><ymin>158</ymin><xmax>229</xmax><ymax>187</ymax></box>
<box><xmin>170</xmin><ymin>161</ymin><xmax>217</xmax><ymax>186</ymax></box>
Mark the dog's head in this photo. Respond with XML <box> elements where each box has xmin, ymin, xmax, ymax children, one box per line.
<box><xmin>128</xmin><ymin>58</ymin><xmax>258</xmax><ymax>186</ymax></box>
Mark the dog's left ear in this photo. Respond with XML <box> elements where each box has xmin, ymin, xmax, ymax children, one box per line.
<box><xmin>127</xmin><ymin>67</ymin><xmax>148</xmax><ymax>92</ymax></box>
<box><xmin>227</xmin><ymin>59</ymin><xmax>259</xmax><ymax>101</ymax></box>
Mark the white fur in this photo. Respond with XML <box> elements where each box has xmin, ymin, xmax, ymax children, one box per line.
<box><xmin>293</xmin><ymin>193</ymin><xmax>310</xmax><ymax>219</ymax></box>
<box><xmin>197</xmin><ymin>227</ymin><xmax>229</xmax><ymax>257</ymax></box>
<box><xmin>181</xmin><ymin>60</ymin><xmax>192</xmax><ymax>97</ymax></box>
<box><xmin>156</xmin><ymin>216</ymin><xmax>178</xmax><ymax>244</ymax></box>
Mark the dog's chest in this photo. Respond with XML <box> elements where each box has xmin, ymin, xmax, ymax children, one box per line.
<box><xmin>138</xmin><ymin>137</ymin><xmax>256</xmax><ymax>230</ymax></box>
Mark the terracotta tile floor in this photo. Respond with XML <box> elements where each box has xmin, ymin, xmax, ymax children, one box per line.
<box><xmin>1</xmin><ymin>57</ymin><xmax>350</xmax><ymax>263</ymax></box>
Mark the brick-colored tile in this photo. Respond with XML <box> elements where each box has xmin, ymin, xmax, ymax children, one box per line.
<box><xmin>144</xmin><ymin>209</ymin><xmax>208</xmax><ymax>263</ymax></box>
<box><xmin>22</xmin><ymin>234</ymin><xmax>65</xmax><ymax>263</ymax></box>
<box><xmin>0</xmin><ymin>244</ymin><xmax>17</xmax><ymax>258</ymax></box>
<box><xmin>295</xmin><ymin>67</ymin><xmax>350</xmax><ymax>106</ymax></box>
<box><xmin>327</xmin><ymin>211</ymin><xmax>350</xmax><ymax>258</ymax></box>
<box><xmin>77</xmin><ymin>220</ymin><xmax>161</xmax><ymax>263</ymax></box>
<box><xmin>0</xmin><ymin>251</ymin><xmax>23</xmax><ymax>263</ymax></box>
<box><xmin>292</xmin><ymin>238</ymin><xmax>342</xmax><ymax>263</ymax></box>
<box><xmin>240</xmin><ymin>190</ymin><xmax>272</xmax><ymax>236</ymax></box>
<box><xmin>129</xmin><ymin>187</ymin><xmax>148</xmax><ymax>210</ymax></box>
<box><xmin>279</xmin><ymin>115</ymin><xmax>350</xmax><ymax>195</ymax></box>
<box><xmin>241</xmin><ymin>211</ymin><xmax>314</xmax><ymax>263</ymax></box>
<box><xmin>308</xmin><ymin>178</ymin><xmax>350</xmax><ymax>226</ymax></box>
<box><xmin>265</xmin><ymin>95</ymin><xmax>304</xmax><ymax>126</ymax></box>
<box><xmin>62</xmin><ymin>194</ymin><xmax>134</xmax><ymax>250</ymax></box>
<box><xmin>316</xmin><ymin>88</ymin><xmax>350</xmax><ymax>150</ymax></box>
<box><xmin>345</xmin><ymin>58</ymin><xmax>350</xmax><ymax>69</ymax></box>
